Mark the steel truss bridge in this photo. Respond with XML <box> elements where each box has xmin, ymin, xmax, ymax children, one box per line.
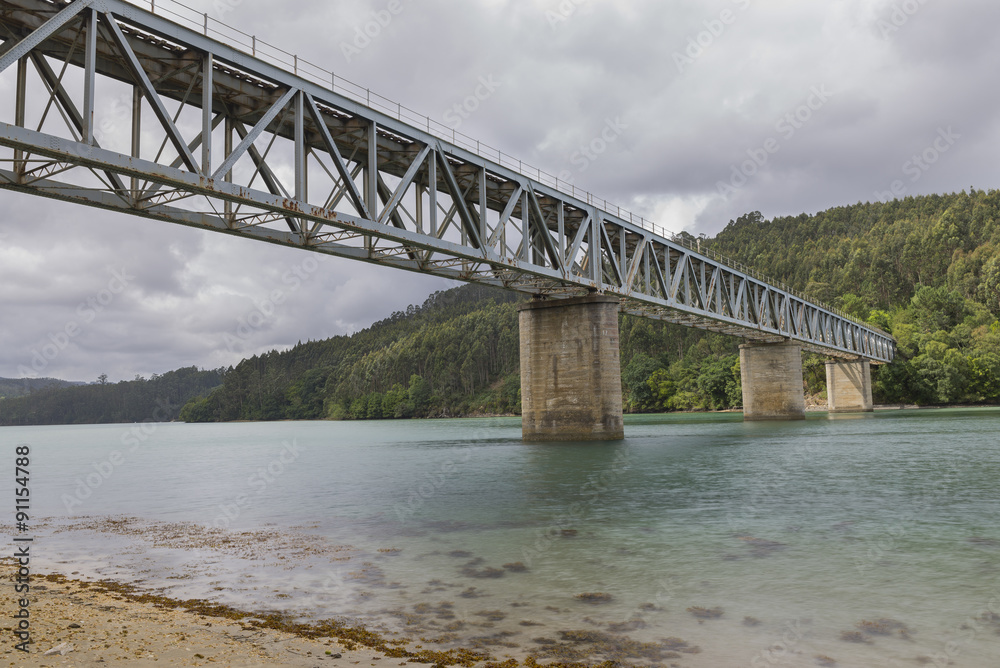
<box><xmin>0</xmin><ymin>0</ymin><xmax>894</xmax><ymax>363</ymax></box>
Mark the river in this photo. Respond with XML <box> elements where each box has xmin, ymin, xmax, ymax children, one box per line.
<box><xmin>4</xmin><ymin>408</ymin><xmax>1000</xmax><ymax>666</ymax></box>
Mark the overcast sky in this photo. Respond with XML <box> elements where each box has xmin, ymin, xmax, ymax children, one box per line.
<box><xmin>1</xmin><ymin>0</ymin><xmax>998</xmax><ymax>383</ymax></box>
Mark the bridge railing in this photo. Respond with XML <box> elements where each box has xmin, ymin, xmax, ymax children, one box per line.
<box><xmin>119</xmin><ymin>0</ymin><xmax>884</xmax><ymax>338</ymax></box>
<box><xmin>121</xmin><ymin>0</ymin><xmax>687</xmax><ymax>237</ymax></box>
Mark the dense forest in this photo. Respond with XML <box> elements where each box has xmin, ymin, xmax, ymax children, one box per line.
<box><xmin>0</xmin><ymin>376</ymin><xmax>81</xmax><ymax>400</ymax></box>
<box><xmin>707</xmin><ymin>189</ymin><xmax>1000</xmax><ymax>407</ymax></box>
<box><xmin>179</xmin><ymin>285</ymin><xmax>525</xmax><ymax>422</ymax></box>
<box><xmin>4</xmin><ymin>189</ymin><xmax>1000</xmax><ymax>426</ymax></box>
<box><xmin>0</xmin><ymin>367</ymin><xmax>223</xmax><ymax>425</ymax></box>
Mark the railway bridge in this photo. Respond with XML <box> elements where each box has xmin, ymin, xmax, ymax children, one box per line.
<box><xmin>0</xmin><ymin>0</ymin><xmax>895</xmax><ymax>439</ymax></box>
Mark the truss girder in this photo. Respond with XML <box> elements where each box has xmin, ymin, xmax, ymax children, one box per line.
<box><xmin>0</xmin><ymin>0</ymin><xmax>894</xmax><ymax>363</ymax></box>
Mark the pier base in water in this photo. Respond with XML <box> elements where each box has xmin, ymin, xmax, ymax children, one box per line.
<box><xmin>826</xmin><ymin>358</ymin><xmax>874</xmax><ymax>413</ymax></box>
<box><xmin>518</xmin><ymin>295</ymin><xmax>624</xmax><ymax>441</ymax></box>
<box><xmin>740</xmin><ymin>340</ymin><xmax>806</xmax><ymax>421</ymax></box>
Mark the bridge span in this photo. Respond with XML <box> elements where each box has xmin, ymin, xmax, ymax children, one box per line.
<box><xmin>0</xmin><ymin>0</ymin><xmax>895</xmax><ymax>439</ymax></box>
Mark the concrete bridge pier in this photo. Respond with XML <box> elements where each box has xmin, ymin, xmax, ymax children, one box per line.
<box><xmin>518</xmin><ymin>294</ymin><xmax>624</xmax><ymax>441</ymax></box>
<box><xmin>825</xmin><ymin>358</ymin><xmax>874</xmax><ymax>413</ymax></box>
<box><xmin>739</xmin><ymin>340</ymin><xmax>806</xmax><ymax>421</ymax></box>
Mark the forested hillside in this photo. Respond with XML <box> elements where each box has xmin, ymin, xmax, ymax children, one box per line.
<box><xmin>0</xmin><ymin>367</ymin><xmax>223</xmax><ymax>425</ymax></box>
<box><xmin>180</xmin><ymin>285</ymin><xmax>526</xmax><ymax>422</ymax></box>
<box><xmin>709</xmin><ymin>191</ymin><xmax>1000</xmax><ymax>309</ymax></box>
<box><xmin>176</xmin><ymin>282</ymin><xmax>750</xmax><ymax>423</ymax></box>
<box><xmin>708</xmin><ymin>189</ymin><xmax>1000</xmax><ymax>406</ymax></box>
<box><xmin>0</xmin><ymin>376</ymin><xmax>81</xmax><ymax>399</ymax></box>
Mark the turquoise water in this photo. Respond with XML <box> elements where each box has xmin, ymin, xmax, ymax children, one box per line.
<box><xmin>3</xmin><ymin>409</ymin><xmax>1000</xmax><ymax>666</ymax></box>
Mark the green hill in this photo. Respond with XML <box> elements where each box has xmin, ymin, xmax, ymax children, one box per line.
<box><xmin>177</xmin><ymin>283</ymin><xmax>737</xmax><ymax>423</ymax></box>
<box><xmin>708</xmin><ymin>191</ymin><xmax>1000</xmax><ymax>310</ymax></box>
<box><xmin>0</xmin><ymin>367</ymin><xmax>223</xmax><ymax>426</ymax></box>
<box><xmin>0</xmin><ymin>376</ymin><xmax>82</xmax><ymax>400</ymax></box>
<box><xmin>180</xmin><ymin>284</ymin><xmax>527</xmax><ymax>422</ymax></box>
<box><xmin>707</xmin><ymin>189</ymin><xmax>1000</xmax><ymax>405</ymax></box>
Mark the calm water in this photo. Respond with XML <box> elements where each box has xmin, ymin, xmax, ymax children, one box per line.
<box><xmin>3</xmin><ymin>409</ymin><xmax>1000</xmax><ymax>666</ymax></box>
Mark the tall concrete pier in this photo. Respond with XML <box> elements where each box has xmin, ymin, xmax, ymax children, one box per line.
<box><xmin>740</xmin><ymin>340</ymin><xmax>806</xmax><ymax>421</ymax></box>
<box><xmin>826</xmin><ymin>359</ymin><xmax>874</xmax><ymax>413</ymax></box>
<box><xmin>518</xmin><ymin>295</ymin><xmax>624</xmax><ymax>441</ymax></box>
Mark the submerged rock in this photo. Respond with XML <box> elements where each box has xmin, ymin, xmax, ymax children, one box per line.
<box><xmin>687</xmin><ymin>606</ymin><xmax>724</xmax><ymax>619</ymax></box>
<box><xmin>839</xmin><ymin>630</ymin><xmax>871</xmax><ymax>643</ymax></box>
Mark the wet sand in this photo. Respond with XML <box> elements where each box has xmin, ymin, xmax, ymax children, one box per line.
<box><xmin>2</xmin><ymin>563</ymin><xmax>390</xmax><ymax>667</ymax></box>
<box><xmin>1</xmin><ymin>560</ymin><xmax>697</xmax><ymax>668</ymax></box>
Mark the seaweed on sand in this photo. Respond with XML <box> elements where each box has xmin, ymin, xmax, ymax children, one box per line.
<box><xmin>839</xmin><ymin>630</ymin><xmax>871</xmax><ymax>643</ymax></box>
<box><xmin>529</xmin><ymin>629</ymin><xmax>699</xmax><ymax>663</ymax></box>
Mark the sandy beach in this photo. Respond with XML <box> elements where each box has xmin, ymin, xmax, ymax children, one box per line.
<box><xmin>2</xmin><ymin>563</ymin><xmax>396</xmax><ymax>668</ymax></box>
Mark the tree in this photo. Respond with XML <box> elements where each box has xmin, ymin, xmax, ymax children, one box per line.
<box><xmin>978</xmin><ymin>255</ymin><xmax>1000</xmax><ymax>316</ymax></box>
<box><xmin>910</xmin><ymin>285</ymin><xmax>967</xmax><ymax>332</ymax></box>
<box><xmin>408</xmin><ymin>374</ymin><xmax>430</xmax><ymax>414</ymax></box>
<box><xmin>621</xmin><ymin>353</ymin><xmax>662</xmax><ymax>412</ymax></box>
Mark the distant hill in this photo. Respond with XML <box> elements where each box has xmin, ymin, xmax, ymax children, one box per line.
<box><xmin>0</xmin><ymin>367</ymin><xmax>223</xmax><ymax>426</ymax></box>
<box><xmin>177</xmin><ymin>282</ymin><xmax>743</xmax><ymax>423</ymax></box>
<box><xmin>179</xmin><ymin>284</ymin><xmax>530</xmax><ymax>422</ymax></box>
<box><xmin>0</xmin><ymin>376</ymin><xmax>83</xmax><ymax>400</ymax></box>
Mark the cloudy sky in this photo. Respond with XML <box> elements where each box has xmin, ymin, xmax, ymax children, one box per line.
<box><xmin>1</xmin><ymin>0</ymin><xmax>998</xmax><ymax>383</ymax></box>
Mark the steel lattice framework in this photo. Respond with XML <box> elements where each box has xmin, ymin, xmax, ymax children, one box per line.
<box><xmin>0</xmin><ymin>0</ymin><xmax>894</xmax><ymax>362</ymax></box>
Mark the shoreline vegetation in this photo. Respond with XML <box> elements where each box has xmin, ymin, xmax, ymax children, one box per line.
<box><xmin>3</xmin><ymin>190</ymin><xmax>1000</xmax><ymax>427</ymax></box>
<box><xmin>4</xmin><ymin>403</ymin><xmax>999</xmax><ymax>430</ymax></box>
